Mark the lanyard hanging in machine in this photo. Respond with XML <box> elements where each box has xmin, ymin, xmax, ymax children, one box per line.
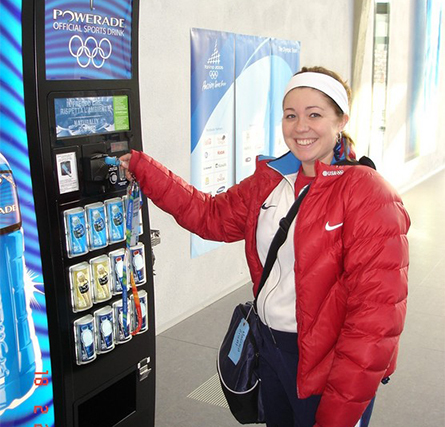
<box><xmin>123</xmin><ymin>179</ymin><xmax>143</xmax><ymax>335</ymax></box>
<box><xmin>105</xmin><ymin>155</ymin><xmax>143</xmax><ymax>335</ymax></box>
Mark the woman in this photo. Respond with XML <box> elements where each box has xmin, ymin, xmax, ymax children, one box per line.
<box><xmin>120</xmin><ymin>66</ymin><xmax>410</xmax><ymax>427</ymax></box>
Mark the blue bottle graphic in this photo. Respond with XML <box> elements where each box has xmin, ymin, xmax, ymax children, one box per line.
<box><xmin>0</xmin><ymin>153</ymin><xmax>36</xmax><ymax>412</ymax></box>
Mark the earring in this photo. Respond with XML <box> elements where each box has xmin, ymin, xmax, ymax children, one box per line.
<box><xmin>336</xmin><ymin>131</ymin><xmax>343</xmax><ymax>143</ymax></box>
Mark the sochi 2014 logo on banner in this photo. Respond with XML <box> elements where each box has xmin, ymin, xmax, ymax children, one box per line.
<box><xmin>45</xmin><ymin>0</ymin><xmax>133</xmax><ymax>80</ymax></box>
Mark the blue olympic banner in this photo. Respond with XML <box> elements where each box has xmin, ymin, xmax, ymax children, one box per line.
<box><xmin>190</xmin><ymin>29</ymin><xmax>300</xmax><ymax>257</ymax></box>
<box><xmin>270</xmin><ymin>38</ymin><xmax>300</xmax><ymax>157</ymax></box>
<box><xmin>190</xmin><ymin>28</ymin><xmax>236</xmax><ymax>258</ymax></box>
<box><xmin>45</xmin><ymin>0</ymin><xmax>132</xmax><ymax>80</ymax></box>
<box><xmin>235</xmin><ymin>34</ymin><xmax>271</xmax><ymax>182</ymax></box>
<box><xmin>0</xmin><ymin>0</ymin><xmax>55</xmax><ymax>425</ymax></box>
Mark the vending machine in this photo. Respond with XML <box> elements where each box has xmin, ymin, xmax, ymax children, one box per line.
<box><xmin>0</xmin><ymin>0</ymin><xmax>155</xmax><ymax>426</ymax></box>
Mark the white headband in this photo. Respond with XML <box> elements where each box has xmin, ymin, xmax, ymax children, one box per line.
<box><xmin>284</xmin><ymin>72</ymin><xmax>350</xmax><ymax>115</ymax></box>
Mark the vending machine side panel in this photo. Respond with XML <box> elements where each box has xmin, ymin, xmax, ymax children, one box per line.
<box><xmin>0</xmin><ymin>1</ymin><xmax>56</xmax><ymax>426</ymax></box>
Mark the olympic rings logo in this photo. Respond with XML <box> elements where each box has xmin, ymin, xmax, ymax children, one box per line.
<box><xmin>69</xmin><ymin>35</ymin><xmax>112</xmax><ymax>69</ymax></box>
<box><xmin>209</xmin><ymin>70</ymin><xmax>218</xmax><ymax>80</ymax></box>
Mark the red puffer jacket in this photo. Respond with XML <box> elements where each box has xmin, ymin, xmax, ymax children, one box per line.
<box><xmin>129</xmin><ymin>150</ymin><xmax>410</xmax><ymax>427</ymax></box>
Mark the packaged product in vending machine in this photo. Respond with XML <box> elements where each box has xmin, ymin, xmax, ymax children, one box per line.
<box><xmin>130</xmin><ymin>243</ymin><xmax>146</xmax><ymax>285</ymax></box>
<box><xmin>64</xmin><ymin>207</ymin><xmax>89</xmax><ymax>257</ymax></box>
<box><xmin>69</xmin><ymin>263</ymin><xmax>93</xmax><ymax>312</ymax></box>
<box><xmin>94</xmin><ymin>306</ymin><xmax>115</xmax><ymax>354</ymax></box>
<box><xmin>131</xmin><ymin>290</ymin><xmax>148</xmax><ymax>334</ymax></box>
<box><xmin>73</xmin><ymin>315</ymin><xmax>96</xmax><ymax>365</ymax></box>
<box><xmin>105</xmin><ymin>197</ymin><xmax>125</xmax><ymax>243</ymax></box>
<box><xmin>90</xmin><ymin>255</ymin><xmax>112</xmax><ymax>303</ymax></box>
<box><xmin>85</xmin><ymin>202</ymin><xmax>108</xmax><ymax>250</ymax></box>
<box><xmin>109</xmin><ymin>248</ymin><xmax>127</xmax><ymax>294</ymax></box>
<box><xmin>112</xmin><ymin>300</ymin><xmax>132</xmax><ymax>344</ymax></box>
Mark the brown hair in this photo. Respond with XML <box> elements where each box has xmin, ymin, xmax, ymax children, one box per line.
<box><xmin>296</xmin><ymin>66</ymin><xmax>355</xmax><ymax>158</ymax></box>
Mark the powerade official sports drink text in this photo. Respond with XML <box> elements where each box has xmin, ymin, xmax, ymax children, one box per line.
<box><xmin>0</xmin><ymin>153</ymin><xmax>36</xmax><ymax>412</ymax></box>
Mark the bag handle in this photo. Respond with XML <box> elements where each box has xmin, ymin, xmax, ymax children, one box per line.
<box><xmin>254</xmin><ymin>183</ymin><xmax>311</xmax><ymax>304</ymax></box>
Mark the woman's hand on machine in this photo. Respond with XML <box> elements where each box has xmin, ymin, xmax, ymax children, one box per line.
<box><xmin>119</xmin><ymin>153</ymin><xmax>133</xmax><ymax>181</ymax></box>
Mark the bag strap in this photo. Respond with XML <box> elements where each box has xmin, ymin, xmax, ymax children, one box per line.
<box><xmin>254</xmin><ymin>183</ymin><xmax>311</xmax><ymax>304</ymax></box>
<box><xmin>334</xmin><ymin>156</ymin><xmax>376</xmax><ymax>170</ymax></box>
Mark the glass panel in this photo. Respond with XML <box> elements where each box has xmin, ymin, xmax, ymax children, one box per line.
<box><xmin>369</xmin><ymin>1</ymin><xmax>390</xmax><ymax>165</ymax></box>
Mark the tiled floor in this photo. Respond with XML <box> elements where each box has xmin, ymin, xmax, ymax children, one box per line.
<box><xmin>155</xmin><ymin>169</ymin><xmax>445</xmax><ymax>427</ymax></box>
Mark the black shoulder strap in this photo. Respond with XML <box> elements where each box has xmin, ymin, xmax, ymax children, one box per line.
<box><xmin>334</xmin><ymin>156</ymin><xmax>376</xmax><ymax>170</ymax></box>
<box><xmin>254</xmin><ymin>155</ymin><xmax>376</xmax><ymax>302</ymax></box>
<box><xmin>255</xmin><ymin>184</ymin><xmax>310</xmax><ymax>301</ymax></box>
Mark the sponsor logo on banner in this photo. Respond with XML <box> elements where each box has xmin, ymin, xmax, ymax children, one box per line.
<box><xmin>202</xmin><ymin>174</ymin><xmax>213</xmax><ymax>189</ymax></box>
<box><xmin>216</xmin><ymin>134</ymin><xmax>227</xmax><ymax>145</ymax></box>
<box><xmin>215</xmin><ymin>172</ymin><xmax>227</xmax><ymax>184</ymax></box>
<box><xmin>203</xmin><ymin>150</ymin><xmax>212</xmax><ymax>162</ymax></box>
<box><xmin>214</xmin><ymin>161</ymin><xmax>227</xmax><ymax>170</ymax></box>
<box><xmin>202</xmin><ymin>162</ymin><xmax>214</xmax><ymax>173</ymax></box>
<box><xmin>214</xmin><ymin>148</ymin><xmax>227</xmax><ymax>159</ymax></box>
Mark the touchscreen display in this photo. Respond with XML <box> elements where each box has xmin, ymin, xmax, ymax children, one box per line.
<box><xmin>54</xmin><ymin>95</ymin><xmax>130</xmax><ymax>139</ymax></box>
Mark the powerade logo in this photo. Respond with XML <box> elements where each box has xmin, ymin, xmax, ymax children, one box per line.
<box><xmin>53</xmin><ymin>9</ymin><xmax>125</xmax><ymax>29</ymax></box>
<box><xmin>0</xmin><ymin>204</ymin><xmax>17</xmax><ymax>215</ymax></box>
<box><xmin>202</xmin><ymin>40</ymin><xmax>227</xmax><ymax>91</ymax></box>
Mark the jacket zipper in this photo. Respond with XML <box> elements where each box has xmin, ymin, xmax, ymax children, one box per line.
<box><xmin>260</xmin><ymin>176</ymin><xmax>295</xmax><ymax>345</ymax></box>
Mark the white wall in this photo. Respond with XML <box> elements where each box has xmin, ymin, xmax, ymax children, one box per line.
<box><xmin>138</xmin><ymin>0</ymin><xmax>354</xmax><ymax>333</ymax></box>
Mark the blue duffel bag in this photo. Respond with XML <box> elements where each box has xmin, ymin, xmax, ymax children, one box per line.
<box><xmin>217</xmin><ymin>301</ymin><xmax>264</xmax><ymax>424</ymax></box>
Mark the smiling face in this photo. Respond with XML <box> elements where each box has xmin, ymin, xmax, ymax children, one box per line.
<box><xmin>282</xmin><ymin>87</ymin><xmax>349</xmax><ymax>176</ymax></box>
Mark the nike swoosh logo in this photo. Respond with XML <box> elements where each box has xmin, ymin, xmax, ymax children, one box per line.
<box><xmin>261</xmin><ymin>203</ymin><xmax>277</xmax><ymax>210</ymax></box>
<box><xmin>325</xmin><ymin>221</ymin><xmax>343</xmax><ymax>231</ymax></box>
